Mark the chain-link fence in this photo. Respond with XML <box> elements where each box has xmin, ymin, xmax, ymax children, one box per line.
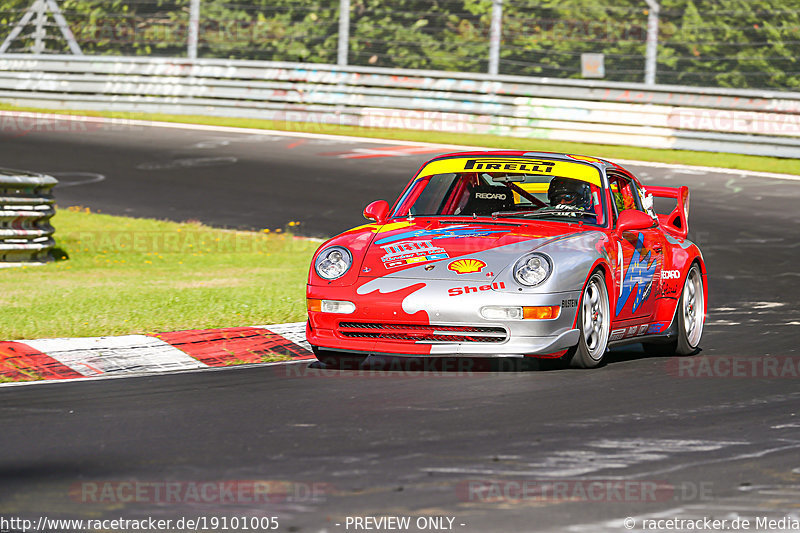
<box><xmin>2</xmin><ymin>0</ymin><xmax>799</xmax><ymax>90</ymax></box>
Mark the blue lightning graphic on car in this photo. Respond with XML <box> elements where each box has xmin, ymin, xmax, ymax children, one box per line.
<box><xmin>376</xmin><ymin>226</ymin><xmax>506</xmax><ymax>245</ymax></box>
<box><xmin>615</xmin><ymin>233</ymin><xmax>658</xmax><ymax>315</ymax></box>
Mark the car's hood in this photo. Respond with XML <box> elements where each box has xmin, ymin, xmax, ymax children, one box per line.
<box><xmin>358</xmin><ymin>218</ymin><xmax>588</xmax><ymax>281</ymax></box>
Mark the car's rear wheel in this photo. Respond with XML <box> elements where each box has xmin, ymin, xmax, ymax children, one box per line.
<box><xmin>677</xmin><ymin>264</ymin><xmax>705</xmax><ymax>354</ymax></box>
<box><xmin>565</xmin><ymin>270</ymin><xmax>610</xmax><ymax>368</ymax></box>
<box><xmin>644</xmin><ymin>263</ymin><xmax>704</xmax><ymax>357</ymax></box>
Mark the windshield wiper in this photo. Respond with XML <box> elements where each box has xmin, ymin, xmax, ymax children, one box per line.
<box><xmin>439</xmin><ymin>219</ymin><xmax>521</xmax><ymax>226</ymax></box>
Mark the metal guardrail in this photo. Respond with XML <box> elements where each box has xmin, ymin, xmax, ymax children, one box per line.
<box><xmin>1</xmin><ymin>54</ymin><xmax>800</xmax><ymax>157</ymax></box>
<box><xmin>0</xmin><ymin>168</ymin><xmax>57</xmax><ymax>267</ymax></box>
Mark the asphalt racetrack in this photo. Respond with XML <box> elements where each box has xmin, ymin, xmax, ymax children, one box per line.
<box><xmin>1</xmin><ymin>117</ymin><xmax>799</xmax><ymax>532</ymax></box>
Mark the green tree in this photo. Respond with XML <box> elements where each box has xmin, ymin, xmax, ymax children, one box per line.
<box><xmin>2</xmin><ymin>0</ymin><xmax>799</xmax><ymax>89</ymax></box>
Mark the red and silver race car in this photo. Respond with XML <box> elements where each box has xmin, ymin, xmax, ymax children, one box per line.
<box><xmin>306</xmin><ymin>151</ymin><xmax>707</xmax><ymax>368</ymax></box>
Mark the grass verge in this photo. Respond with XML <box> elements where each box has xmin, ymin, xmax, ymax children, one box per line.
<box><xmin>0</xmin><ymin>207</ymin><xmax>319</xmax><ymax>339</ymax></box>
<box><xmin>2</xmin><ymin>103</ymin><xmax>800</xmax><ymax>176</ymax></box>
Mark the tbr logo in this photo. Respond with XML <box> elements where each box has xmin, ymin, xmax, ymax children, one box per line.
<box><xmin>448</xmin><ymin>259</ymin><xmax>486</xmax><ymax>274</ymax></box>
<box><xmin>463</xmin><ymin>159</ymin><xmax>556</xmax><ymax>173</ymax></box>
<box><xmin>662</xmin><ymin>269</ymin><xmax>681</xmax><ymax>280</ymax></box>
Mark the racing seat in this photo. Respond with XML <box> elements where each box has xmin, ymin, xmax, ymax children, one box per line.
<box><xmin>459</xmin><ymin>185</ymin><xmax>515</xmax><ymax>216</ymax></box>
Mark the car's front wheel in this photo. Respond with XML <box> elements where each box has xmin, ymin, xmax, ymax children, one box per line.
<box><xmin>565</xmin><ymin>270</ymin><xmax>610</xmax><ymax>368</ymax></box>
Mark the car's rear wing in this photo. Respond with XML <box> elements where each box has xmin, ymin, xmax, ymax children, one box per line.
<box><xmin>645</xmin><ymin>185</ymin><xmax>689</xmax><ymax>239</ymax></box>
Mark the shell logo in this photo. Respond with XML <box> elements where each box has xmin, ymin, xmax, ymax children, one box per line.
<box><xmin>448</xmin><ymin>259</ymin><xmax>486</xmax><ymax>275</ymax></box>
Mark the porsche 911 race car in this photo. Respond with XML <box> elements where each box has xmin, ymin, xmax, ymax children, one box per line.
<box><xmin>306</xmin><ymin>151</ymin><xmax>707</xmax><ymax>368</ymax></box>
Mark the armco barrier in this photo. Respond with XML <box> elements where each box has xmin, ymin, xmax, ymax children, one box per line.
<box><xmin>1</xmin><ymin>55</ymin><xmax>800</xmax><ymax>157</ymax></box>
<box><xmin>0</xmin><ymin>169</ymin><xmax>57</xmax><ymax>267</ymax></box>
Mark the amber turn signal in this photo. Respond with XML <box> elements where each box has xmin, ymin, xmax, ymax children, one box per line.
<box><xmin>522</xmin><ymin>306</ymin><xmax>561</xmax><ymax>320</ymax></box>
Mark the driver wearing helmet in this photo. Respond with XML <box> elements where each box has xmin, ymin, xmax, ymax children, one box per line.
<box><xmin>547</xmin><ymin>177</ymin><xmax>592</xmax><ymax>210</ymax></box>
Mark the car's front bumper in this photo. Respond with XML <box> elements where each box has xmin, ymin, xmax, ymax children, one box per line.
<box><xmin>306</xmin><ymin>279</ymin><xmax>581</xmax><ymax>358</ymax></box>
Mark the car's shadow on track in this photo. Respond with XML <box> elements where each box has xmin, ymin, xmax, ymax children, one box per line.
<box><xmin>604</xmin><ymin>343</ymin><xmax>703</xmax><ymax>366</ymax></box>
<box><xmin>307</xmin><ymin>345</ymin><xmax>697</xmax><ymax>374</ymax></box>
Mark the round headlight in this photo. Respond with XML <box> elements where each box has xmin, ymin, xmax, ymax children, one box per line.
<box><xmin>315</xmin><ymin>246</ymin><xmax>353</xmax><ymax>280</ymax></box>
<box><xmin>514</xmin><ymin>253</ymin><xmax>552</xmax><ymax>286</ymax></box>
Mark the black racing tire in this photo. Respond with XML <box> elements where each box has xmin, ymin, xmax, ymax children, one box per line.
<box><xmin>564</xmin><ymin>270</ymin><xmax>611</xmax><ymax>369</ymax></box>
<box><xmin>643</xmin><ymin>263</ymin><xmax>705</xmax><ymax>357</ymax></box>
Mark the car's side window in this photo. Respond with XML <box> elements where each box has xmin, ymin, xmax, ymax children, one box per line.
<box><xmin>608</xmin><ymin>172</ymin><xmax>643</xmax><ymax>220</ymax></box>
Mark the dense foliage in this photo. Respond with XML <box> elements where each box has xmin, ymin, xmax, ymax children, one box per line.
<box><xmin>1</xmin><ymin>0</ymin><xmax>798</xmax><ymax>89</ymax></box>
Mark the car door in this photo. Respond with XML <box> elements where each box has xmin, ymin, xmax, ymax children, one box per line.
<box><xmin>608</xmin><ymin>172</ymin><xmax>665</xmax><ymax>325</ymax></box>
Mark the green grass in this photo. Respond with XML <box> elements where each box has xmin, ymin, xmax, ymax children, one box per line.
<box><xmin>2</xmin><ymin>103</ymin><xmax>800</xmax><ymax>176</ymax></box>
<box><xmin>0</xmin><ymin>372</ymin><xmax>42</xmax><ymax>382</ymax></box>
<box><xmin>0</xmin><ymin>207</ymin><xmax>319</xmax><ymax>339</ymax></box>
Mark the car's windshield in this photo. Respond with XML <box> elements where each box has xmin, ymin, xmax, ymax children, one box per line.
<box><xmin>393</xmin><ymin>157</ymin><xmax>607</xmax><ymax>226</ymax></box>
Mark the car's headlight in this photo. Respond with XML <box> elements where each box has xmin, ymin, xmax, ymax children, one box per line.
<box><xmin>513</xmin><ymin>253</ymin><xmax>552</xmax><ymax>286</ymax></box>
<box><xmin>315</xmin><ymin>246</ymin><xmax>353</xmax><ymax>280</ymax></box>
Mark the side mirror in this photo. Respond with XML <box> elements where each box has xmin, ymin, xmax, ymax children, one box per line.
<box><xmin>363</xmin><ymin>200</ymin><xmax>390</xmax><ymax>223</ymax></box>
<box><xmin>616</xmin><ymin>209</ymin><xmax>654</xmax><ymax>234</ymax></box>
